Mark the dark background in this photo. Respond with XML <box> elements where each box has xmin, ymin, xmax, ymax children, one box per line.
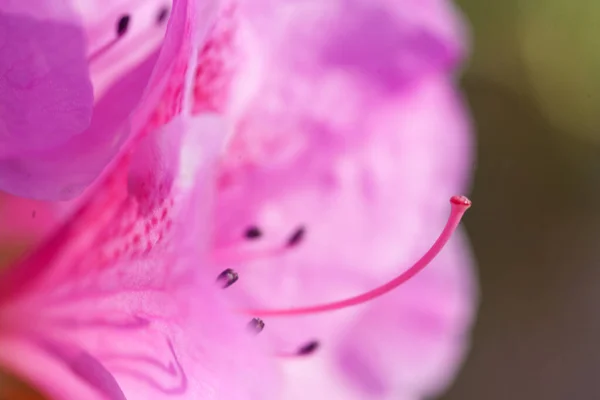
<box><xmin>443</xmin><ymin>1</ymin><xmax>600</xmax><ymax>399</ymax></box>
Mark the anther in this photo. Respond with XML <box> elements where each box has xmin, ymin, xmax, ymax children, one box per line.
<box><xmin>240</xmin><ymin>196</ymin><xmax>472</xmax><ymax>317</ymax></box>
<box><xmin>157</xmin><ymin>6</ymin><xmax>170</xmax><ymax>24</ymax></box>
<box><xmin>247</xmin><ymin>318</ymin><xmax>265</xmax><ymax>334</ymax></box>
<box><xmin>244</xmin><ymin>226</ymin><xmax>262</xmax><ymax>240</ymax></box>
<box><xmin>297</xmin><ymin>341</ymin><xmax>320</xmax><ymax>356</ymax></box>
<box><xmin>116</xmin><ymin>15</ymin><xmax>131</xmax><ymax>37</ymax></box>
<box><xmin>216</xmin><ymin>268</ymin><xmax>239</xmax><ymax>288</ymax></box>
<box><xmin>287</xmin><ymin>226</ymin><xmax>306</xmax><ymax>247</ymax></box>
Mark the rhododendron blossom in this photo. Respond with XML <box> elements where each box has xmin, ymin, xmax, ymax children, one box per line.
<box><xmin>0</xmin><ymin>0</ymin><xmax>476</xmax><ymax>399</ymax></box>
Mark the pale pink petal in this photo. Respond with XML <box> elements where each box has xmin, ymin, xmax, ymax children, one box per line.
<box><xmin>335</xmin><ymin>230</ymin><xmax>476</xmax><ymax>399</ymax></box>
<box><xmin>0</xmin><ymin>115</ymin><xmax>279</xmax><ymax>400</ymax></box>
<box><xmin>208</xmin><ymin>0</ymin><xmax>475</xmax><ymax>397</ymax></box>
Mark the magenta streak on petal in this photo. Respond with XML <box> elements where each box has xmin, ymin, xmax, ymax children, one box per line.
<box><xmin>101</xmin><ymin>339</ymin><xmax>188</xmax><ymax>395</ymax></box>
<box><xmin>46</xmin><ymin>315</ymin><xmax>150</xmax><ymax>330</ymax></box>
<box><xmin>36</xmin><ymin>338</ymin><xmax>127</xmax><ymax>400</ymax></box>
<box><xmin>241</xmin><ymin>196</ymin><xmax>471</xmax><ymax>317</ymax></box>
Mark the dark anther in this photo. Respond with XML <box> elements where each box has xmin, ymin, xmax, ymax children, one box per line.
<box><xmin>244</xmin><ymin>226</ymin><xmax>262</xmax><ymax>240</ymax></box>
<box><xmin>286</xmin><ymin>226</ymin><xmax>306</xmax><ymax>247</ymax></box>
<box><xmin>116</xmin><ymin>15</ymin><xmax>131</xmax><ymax>36</ymax></box>
<box><xmin>247</xmin><ymin>318</ymin><xmax>265</xmax><ymax>334</ymax></box>
<box><xmin>216</xmin><ymin>268</ymin><xmax>239</xmax><ymax>289</ymax></box>
<box><xmin>156</xmin><ymin>6</ymin><xmax>170</xmax><ymax>24</ymax></box>
<box><xmin>297</xmin><ymin>340</ymin><xmax>320</xmax><ymax>356</ymax></box>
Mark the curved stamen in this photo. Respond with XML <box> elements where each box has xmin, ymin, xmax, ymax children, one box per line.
<box><xmin>240</xmin><ymin>196</ymin><xmax>471</xmax><ymax>317</ymax></box>
<box><xmin>276</xmin><ymin>340</ymin><xmax>320</xmax><ymax>358</ymax></box>
<box><xmin>216</xmin><ymin>268</ymin><xmax>239</xmax><ymax>288</ymax></box>
<box><xmin>247</xmin><ymin>318</ymin><xmax>265</xmax><ymax>334</ymax></box>
<box><xmin>244</xmin><ymin>226</ymin><xmax>262</xmax><ymax>240</ymax></box>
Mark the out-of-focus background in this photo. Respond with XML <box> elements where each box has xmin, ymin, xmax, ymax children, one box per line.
<box><xmin>442</xmin><ymin>1</ymin><xmax>600</xmax><ymax>399</ymax></box>
<box><xmin>2</xmin><ymin>1</ymin><xmax>600</xmax><ymax>399</ymax></box>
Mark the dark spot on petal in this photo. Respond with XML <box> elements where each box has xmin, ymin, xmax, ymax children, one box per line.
<box><xmin>116</xmin><ymin>15</ymin><xmax>130</xmax><ymax>37</ymax></box>
<box><xmin>157</xmin><ymin>6</ymin><xmax>170</xmax><ymax>24</ymax></box>
<box><xmin>216</xmin><ymin>268</ymin><xmax>239</xmax><ymax>289</ymax></box>
<box><xmin>247</xmin><ymin>318</ymin><xmax>265</xmax><ymax>334</ymax></box>
<box><xmin>297</xmin><ymin>340</ymin><xmax>320</xmax><ymax>355</ymax></box>
<box><xmin>287</xmin><ymin>226</ymin><xmax>306</xmax><ymax>247</ymax></box>
<box><xmin>244</xmin><ymin>226</ymin><xmax>262</xmax><ymax>240</ymax></box>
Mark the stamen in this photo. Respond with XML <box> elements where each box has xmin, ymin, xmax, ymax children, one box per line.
<box><xmin>216</xmin><ymin>268</ymin><xmax>239</xmax><ymax>288</ymax></box>
<box><xmin>87</xmin><ymin>15</ymin><xmax>131</xmax><ymax>63</ymax></box>
<box><xmin>276</xmin><ymin>340</ymin><xmax>321</xmax><ymax>358</ymax></box>
<box><xmin>240</xmin><ymin>196</ymin><xmax>471</xmax><ymax>317</ymax></box>
<box><xmin>287</xmin><ymin>226</ymin><xmax>306</xmax><ymax>247</ymax></box>
<box><xmin>247</xmin><ymin>318</ymin><xmax>265</xmax><ymax>334</ymax></box>
<box><xmin>156</xmin><ymin>6</ymin><xmax>170</xmax><ymax>24</ymax></box>
<box><xmin>297</xmin><ymin>340</ymin><xmax>320</xmax><ymax>355</ymax></box>
<box><xmin>244</xmin><ymin>226</ymin><xmax>262</xmax><ymax>240</ymax></box>
<box><xmin>213</xmin><ymin>226</ymin><xmax>305</xmax><ymax>265</ymax></box>
<box><xmin>116</xmin><ymin>15</ymin><xmax>131</xmax><ymax>37</ymax></box>
<box><xmin>212</xmin><ymin>246</ymin><xmax>287</xmax><ymax>265</ymax></box>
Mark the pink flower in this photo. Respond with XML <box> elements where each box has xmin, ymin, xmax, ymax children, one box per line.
<box><xmin>0</xmin><ymin>0</ymin><xmax>475</xmax><ymax>399</ymax></box>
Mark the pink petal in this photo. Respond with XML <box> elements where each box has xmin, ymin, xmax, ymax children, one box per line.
<box><xmin>208</xmin><ymin>0</ymin><xmax>475</xmax><ymax>394</ymax></box>
<box><xmin>335</xmin><ymin>230</ymin><xmax>476</xmax><ymax>399</ymax></box>
<box><xmin>0</xmin><ymin>115</ymin><xmax>279</xmax><ymax>400</ymax></box>
<box><xmin>0</xmin><ymin>1</ymin><xmax>93</xmax><ymax>157</ymax></box>
<box><xmin>0</xmin><ymin>0</ymin><xmax>217</xmax><ymax>200</ymax></box>
<box><xmin>0</xmin><ymin>192</ymin><xmax>59</xmax><ymax>242</ymax></box>
<box><xmin>214</xmin><ymin>78</ymin><xmax>471</xmax><ymax>285</ymax></box>
<box><xmin>240</xmin><ymin>0</ymin><xmax>466</xmax><ymax>88</ymax></box>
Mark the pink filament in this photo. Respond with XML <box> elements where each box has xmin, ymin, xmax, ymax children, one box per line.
<box><xmin>88</xmin><ymin>39</ymin><xmax>119</xmax><ymax>63</ymax></box>
<box><xmin>212</xmin><ymin>245</ymin><xmax>289</xmax><ymax>265</ymax></box>
<box><xmin>240</xmin><ymin>195</ymin><xmax>472</xmax><ymax>317</ymax></box>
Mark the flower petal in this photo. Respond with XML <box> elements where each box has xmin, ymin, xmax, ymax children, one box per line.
<box><xmin>214</xmin><ymin>78</ymin><xmax>472</xmax><ymax>309</ymax></box>
<box><xmin>0</xmin><ymin>0</ymin><xmax>217</xmax><ymax>200</ymax></box>
<box><xmin>0</xmin><ymin>1</ymin><xmax>93</xmax><ymax>157</ymax></box>
<box><xmin>0</xmin><ymin>114</ymin><xmax>279</xmax><ymax>400</ymax></box>
<box><xmin>210</xmin><ymin>0</ymin><xmax>475</xmax><ymax>394</ymax></box>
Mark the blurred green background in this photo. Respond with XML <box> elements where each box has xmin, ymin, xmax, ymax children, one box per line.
<box><xmin>443</xmin><ymin>1</ymin><xmax>600</xmax><ymax>399</ymax></box>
